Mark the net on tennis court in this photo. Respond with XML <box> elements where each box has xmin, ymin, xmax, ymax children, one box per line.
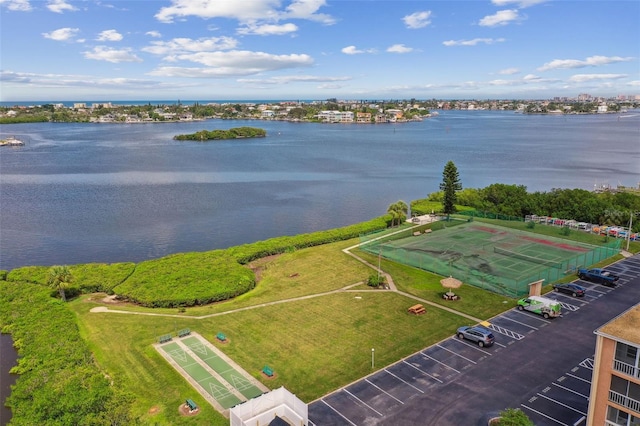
<box><xmin>493</xmin><ymin>246</ymin><xmax>562</xmax><ymax>269</ymax></box>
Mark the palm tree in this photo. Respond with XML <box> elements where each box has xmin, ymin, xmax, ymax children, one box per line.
<box><xmin>47</xmin><ymin>265</ymin><xmax>73</xmax><ymax>302</ymax></box>
<box><xmin>387</xmin><ymin>200</ymin><xmax>408</xmax><ymax>227</ymax></box>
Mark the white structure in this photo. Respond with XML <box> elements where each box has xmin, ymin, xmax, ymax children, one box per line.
<box><xmin>229</xmin><ymin>387</ymin><xmax>307</xmax><ymax>426</ymax></box>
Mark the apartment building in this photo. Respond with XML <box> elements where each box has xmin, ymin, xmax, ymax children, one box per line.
<box><xmin>587</xmin><ymin>303</ymin><xmax>640</xmax><ymax>425</ymax></box>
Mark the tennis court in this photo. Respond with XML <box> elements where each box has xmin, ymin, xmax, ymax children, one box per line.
<box><xmin>361</xmin><ymin>221</ymin><xmax>619</xmax><ymax>297</ymax></box>
<box><xmin>156</xmin><ymin>332</ymin><xmax>268</xmax><ymax>414</ymax></box>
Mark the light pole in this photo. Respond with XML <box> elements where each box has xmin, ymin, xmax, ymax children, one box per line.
<box><xmin>371</xmin><ymin>348</ymin><xmax>375</xmax><ymax>369</ymax></box>
<box><xmin>627</xmin><ymin>211</ymin><xmax>639</xmax><ymax>252</ymax></box>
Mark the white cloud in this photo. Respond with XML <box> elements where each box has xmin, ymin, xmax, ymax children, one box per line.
<box><xmin>237</xmin><ymin>23</ymin><xmax>298</xmax><ymax>36</ymax></box>
<box><xmin>499</xmin><ymin>67</ymin><xmax>519</xmax><ymax>75</ymax></box>
<box><xmin>96</xmin><ymin>29</ymin><xmax>123</xmax><ymax>42</ymax></box>
<box><xmin>387</xmin><ymin>44</ymin><xmax>413</xmax><ymax>53</ymax></box>
<box><xmin>237</xmin><ymin>75</ymin><xmax>351</xmax><ymax>84</ymax></box>
<box><xmin>0</xmin><ymin>70</ymin><xmax>179</xmax><ymax>91</ymax></box>
<box><xmin>523</xmin><ymin>74</ymin><xmax>541</xmax><ymax>81</ymax></box>
<box><xmin>47</xmin><ymin>0</ymin><xmax>77</xmax><ymax>13</ymax></box>
<box><xmin>628</xmin><ymin>80</ymin><xmax>640</xmax><ymax>87</ymax></box>
<box><xmin>155</xmin><ymin>0</ymin><xmax>334</xmax><ymax>25</ymax></box>
<box><xmin>142</xmin><ymin>36</ymin><xmax>238</xmax><ymax>55</ymax></box>
<box><xmin>403</xmin><ymin>11</ymin><xmax>432</xmax><ymax>29</ymax></box>
<box><xmin>146</xmin><ymin>31</ymin><xmax>162</xmax><ymax>38</ymax></box>
<box><xmin>491</xmin><ymin>0</ymin><xmax>548</xmax><ymax>8</ymax></box>
<box><xmin>282</xmin><ymin>0</ymin><xmax>335</xmax><ymax>24</ymax></box>
<box><xmin>83</xmin><ymin>46</ymin><xmax>142</xmax><ymax>63</ymax></box>
<box><xmin>342</xmin><ymin>45</ymin><xmax>366</xmax><ymax>55</ymax></box>
<box><xmin>42</xmin><ymin>27</ymin><xmax>79</xmax><ymax>41</ymax></box>
<box><xmin>0</xmin><ymin>0</ymin><xmax>32</xmax><ymax>11</ymax></box>
<box><xmin>478</xmin><ymin>9</ymin><xmax>520</xmax><ymax>27</ymax></box>
<box><xmin>538</xmin><ymin>55</ymin><xmax>634</xmax><ymax>71</ymax></box>
<box><xmin>568</xmin><ymin>74</ymin><xmax>627</xmax><ymax>83</ymax></box>
<box><xmin>149</xmin><ymin>51</ymin><xmax>313</xmax><ymax>77</ymax></box>
<box><xmin>443</xmin><ymin>38</ymin><xmax>505</xmax><ymax>47</ymax></box>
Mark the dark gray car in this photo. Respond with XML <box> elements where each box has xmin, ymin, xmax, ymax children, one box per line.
<box><xmin>456</xmin><ymin>325</ymin><xmax>495</xmax><ymax>347</ymax></box>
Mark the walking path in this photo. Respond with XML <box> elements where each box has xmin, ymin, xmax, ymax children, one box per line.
<box><xmin>90</xmin><ymin>219</ymin><xmax>483</xmax><ymax>323</ymax></box>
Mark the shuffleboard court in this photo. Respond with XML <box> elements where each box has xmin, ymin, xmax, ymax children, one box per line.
<box><xmin>159</xmin><ymin>342</ymin><xmax>243</xmax><ymax>409</ymax></box>
<box><xmin>155</xmin><ymin>332</ymin><xmax>269</xmax><ymax>416</ymax></box>
<box><xmin>181</xmin><ymin>335</ymin><xmax>264</xmax><ymax>399</ymax></box>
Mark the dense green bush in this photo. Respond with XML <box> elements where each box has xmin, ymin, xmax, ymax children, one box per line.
<box><xmin>70</xmin><ymin>262</ymin><xmax>136</xmax><ymax>293</ymax></box>
<box><xmin>0</xmin><ymin>280</ymin><xmax>136</xmax><ymax>424</ymax></box>
<box><xmin>7</xmin><ymin>263</ymin><xmax>135</xmax><ymax>294</ymax></box>
<box><xmin>113</xmin><ymin>251</ymin><xmax>255</xmax><ymax>307</ymax></box>
<box><xmin>228</xmin><ymin>215</ymin><xmax>389</xmax><ymax>264</ymax></box>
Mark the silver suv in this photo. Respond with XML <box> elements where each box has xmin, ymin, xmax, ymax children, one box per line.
<box><xmin>456</xmin><ymin>325</ymin><xmax>495</xmax><ymax>347</ymax></box>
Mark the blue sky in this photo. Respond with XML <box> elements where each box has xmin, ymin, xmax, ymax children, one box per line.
<box><xmin>0</xmin><ymin>0</ymin><xmax>638</xmax><ymax>101</ymax></box>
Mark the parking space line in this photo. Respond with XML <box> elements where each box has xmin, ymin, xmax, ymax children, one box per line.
<box><xmin>435</xmin><ymin>344</ymin><xmax>477</xmax><ymax>365</ymax></box>
<box><xmin>573</xmin><ymin>415</ymin><xmax>586</xmax><ymax>425</ymax></box>
<box><xmin>557</xmin><ymin>301</ymin><xmax>580</xmax><ymax>312</ymax></box>
<box><xmin>343</xmin><ymin>389</ymin><xmax>383</xmax><ymax>417</ymax></box>
<box><xmin>513</xmin><ymin>309</ymin><xmax>551</xmax><ymax>324</ymax></box>
<box><xmin>536</xmin><ymin>392</ymin><xmax>587</xmax><ymax>415</ymax></box>
<box><xmin>364</xmin><ymin>379</ymin><xmax>404</xmax><ymax>405</ymax></box>
<box><xmin>579</xmin><ymin>358</ymin><xmax>594</xmax><ymax>370</ymax></box>
<box><xmin>498</xmin><ymin>315</ymin><xmax>539</xmax><ymax>330</ymax></box>
<box><xmin>320</xmin><ymin>400</ymin><xmax>357</xmax><ymax>426</ymax></box>
<box><xmin>402</xmin><ymin>360</ymin><xmax>443</xmax><ymax>383</ymax></box>
<box><xmin>521</xmin><ymin>404</ymin><xmax>568</xmax><ymax>426</ymax></box>
<box><xmin>566</xmin><ymin>372</ymin><xmax>591</xmax><ymax>384</ymax></box>
<box><xmin>383</xmin><ymin>369</ymin><xmax>425</xmax><ymax>393</ymax></box>
<box><xmin>552</xmin><ymin>382</ymin><xmax>589</xmax><ymax>399</ymax></box>
<box><xmin>486</xmin><ymin>323</ymin><xmax>525</xmax><ymax>340</ymax></box>
<box><xmin>420</xmin><ymin>352</ymin><xmax>460</xmax><ymax>374</ymax></box>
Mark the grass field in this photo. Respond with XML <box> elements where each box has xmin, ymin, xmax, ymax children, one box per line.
<box><xmin>69</xmin><ymin>221</ymin><xmax>633</xmax><ymax>425</ymax></box>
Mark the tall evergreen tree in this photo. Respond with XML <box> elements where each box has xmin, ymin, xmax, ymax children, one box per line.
<box><xmin>439</xmin><ymin>161</ymin><xmax>462</xmax><ymax>214</ymax></box>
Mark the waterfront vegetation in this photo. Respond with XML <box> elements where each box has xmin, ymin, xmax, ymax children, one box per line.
<box><xmin>1</xmin><ymin>186</ymin><xmax>639</xmax><ymax>424</ymax></box>
<box><xmin>1</xmin><ymin>98</ymin><xmax>638</xmax><ymax>125</ymax></box>
<box><xmin>173</xmin><ymin>127</ymin><xmax>266</xmax><ymax>141</ymax></box>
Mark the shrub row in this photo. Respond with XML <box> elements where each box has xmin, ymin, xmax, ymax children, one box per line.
<box><xmin>112</xmin><ymin>251</ymin><xmax>255</xmax><ymax>308</ymax></box>
<box><xmin>6</xmin><ymin>262</ymin><xmax>136</xmax><ymax>294</ymax></box>
<box><xmin>227</xmin><ymin>215</ymin><xmax>390</xmax><ymax>264</ymax></box>
<box><xmin>0</xmin><ymin>280</ymin><xmax>136</xmax><ymax>425</ymax></box>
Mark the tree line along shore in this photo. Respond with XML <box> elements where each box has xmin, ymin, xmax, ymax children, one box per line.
<box><xmin>1</xmin><ymin>98</ymin><xmax>637</xmax><ymax>124</ymax></box>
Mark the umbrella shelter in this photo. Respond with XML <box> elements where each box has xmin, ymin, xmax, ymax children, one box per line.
<box><xmin>441</xmin><ymin>276</ymin><xmax>462</xmax><ymax>299</ymax></box>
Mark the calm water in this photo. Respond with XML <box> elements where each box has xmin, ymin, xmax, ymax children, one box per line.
<box><xmin>1</xmin><ymin>110</ymin><xmax>639</xmax><ymax>271</ymax></box>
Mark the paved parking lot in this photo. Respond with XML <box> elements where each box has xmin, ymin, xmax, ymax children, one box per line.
<box><xmin>308</xmin><ymin>255</ymin><xmax>640</xmax><ymax>426</ymax></box>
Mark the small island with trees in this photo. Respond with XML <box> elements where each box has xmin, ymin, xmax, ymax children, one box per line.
<box><xmin>173</xmin><ymin>126</ymin><xmax>266</xmax><ymax>141</ymax></box>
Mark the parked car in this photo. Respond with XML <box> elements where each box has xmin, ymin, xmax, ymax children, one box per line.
<box><xmin>552</xmin><ymin>283</ymin><xmax>586</xmax><ymax>297</ymax></box>
<box><xmin>577</xmin><ymin>268</ymin><xmax>619</xmax><ymax>287</ymax></box>
<box><xmin>456</xmin><ymin>325</ymin><xmax>495</xmax><ymax>347</ymax></box>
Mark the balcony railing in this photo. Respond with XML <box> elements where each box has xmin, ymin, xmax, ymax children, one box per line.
<box><xmin>613</xmin><ymin>359</ymin><xmax>640</xmax><ymax>379</ymax></box>
<box><xmin>609</xmin><ymin>390</ymin><xmax>640</xmax><ymax>414</ymax></box>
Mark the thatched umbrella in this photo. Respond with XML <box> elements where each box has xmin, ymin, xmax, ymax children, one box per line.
<box><xmin>441</xmin><ymin>276</ymin><xmax>462</xmax><ymax>298</ymax></box>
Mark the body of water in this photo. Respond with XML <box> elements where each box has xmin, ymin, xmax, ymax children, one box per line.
<box><xmin>1</xmin><ymin>110</ymin><xmax>639</xmax><ymax>271</ymax></box>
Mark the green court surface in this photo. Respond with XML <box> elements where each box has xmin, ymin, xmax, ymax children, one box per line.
<box><xmin>160</xmin><ymin>342</ymin><xmax>243</xmax><ymax>409</ymax></box>
<box><xmin>361</xmin><ymin>221</ymin><xmax>618</xmax><ymax>297</ymax></box>
<box><xmin>181</xmin><ymin>336</ymin><xmax>263</xmax><ymax>399</ymax></box>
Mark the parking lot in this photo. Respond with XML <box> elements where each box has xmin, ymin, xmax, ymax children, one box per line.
<box><xmin>308</xmin><ymin>255</ymin><xmax>640</xmax><ymax>426</ymax></box>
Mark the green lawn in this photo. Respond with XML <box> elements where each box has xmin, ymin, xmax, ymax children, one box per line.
<box><xmin>68</xmin><ymin>221</ymin><xmax>630</xmax><ymax>424</ymax></box>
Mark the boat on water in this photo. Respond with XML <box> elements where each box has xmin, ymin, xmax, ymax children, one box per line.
<box><xmin>0</xmin><ymin>136</ymin><xmax>25</xmax><ymax>146</ymax></box>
